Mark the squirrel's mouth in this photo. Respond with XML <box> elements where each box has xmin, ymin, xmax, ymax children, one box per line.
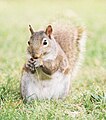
<box><xmin>30</xmin><ymin>51</ymin><xmax>49</xmax><ymax>60</ymax></box>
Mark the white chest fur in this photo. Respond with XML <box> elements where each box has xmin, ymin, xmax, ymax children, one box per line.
<box><xmin>21</xmin><ymin>71</ymin><xmax>71</xmax><ymax>100</ymax></box>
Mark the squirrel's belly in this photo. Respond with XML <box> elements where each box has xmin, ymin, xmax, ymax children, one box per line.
<box><xmin>21</xmin><ymin>71</ymin><xmax>71</xmax><ymax>100</ymax></box>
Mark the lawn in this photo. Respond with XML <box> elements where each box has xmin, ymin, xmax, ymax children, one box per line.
<box><xmin>0</xmin><ymin>0</ymin><xmax>106</xmax><ymax>120</ymax></box>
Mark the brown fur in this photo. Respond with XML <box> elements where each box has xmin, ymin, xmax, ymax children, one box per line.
<box><xmin>23</xmin><ymin>22</ymin><xmax>86</xmax><ymax>79</ymax></box>
<box><xmin>53</xmin><ymin>23</ymin><xmax>85</xmax><ymax>74</ymax></box>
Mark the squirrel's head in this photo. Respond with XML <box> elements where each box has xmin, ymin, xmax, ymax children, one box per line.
<box><xmin>27</xmin><ymin>25</ymin><xmax>57</xmax><ymax>60</ymax></box>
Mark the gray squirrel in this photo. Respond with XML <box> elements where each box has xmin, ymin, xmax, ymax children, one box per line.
<box><xmin>20</xmin><ymin>16</ymin><xmax>86</xmax><ymax>100</ymax></box>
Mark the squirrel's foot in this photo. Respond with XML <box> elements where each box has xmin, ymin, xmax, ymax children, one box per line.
<box><xmin>26</xmin><ymin>58</ymin><xmax>41</xmax><ymax>73</ymax></box>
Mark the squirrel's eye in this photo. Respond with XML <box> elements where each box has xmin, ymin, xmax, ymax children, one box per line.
<box><xmin>28</xmin><ymin>41</ymin><xmax>30</xmax><ymax>45</ymax></box>
<box><xmin>43</xmin><ymin>40</ymin><xmax>47</xmax><ymax>45</ymax></box>
<box><xmin>42</xmin><ymin>38</ymin><xmax>49</xmax><ymax>47</ymax></box>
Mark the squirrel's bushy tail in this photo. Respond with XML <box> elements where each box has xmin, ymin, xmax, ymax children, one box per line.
<box><xmin>52</xmin><ymin>12</ymin><xmax>87</xmax><ymax>78</ymax></box>
<box><xmin>71</xmin><ymin>26</ymin><xmax>87</xmax><ymax>78</ymax></box>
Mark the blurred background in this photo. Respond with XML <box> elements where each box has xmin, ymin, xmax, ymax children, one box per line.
<box><xmin>0</xmin><ymin>0</ymin><xmax>106</xmax><ymax>119</ymax></box>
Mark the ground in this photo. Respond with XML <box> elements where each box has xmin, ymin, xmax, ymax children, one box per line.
<box><xmin>0</xmin><ymin>0</ymin><xmax>106</xmax><ymax>120</ymax></box>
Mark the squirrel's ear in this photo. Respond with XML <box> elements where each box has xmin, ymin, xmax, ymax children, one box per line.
<box><xmin>29</xmin><ymin>25</ymin><xmax>34</xmax><ymax>35</ymax></box>
<box><xmin>45</xmin><ymin>25</ymin><xmax>53</xmax><ymax>39</ymax></box>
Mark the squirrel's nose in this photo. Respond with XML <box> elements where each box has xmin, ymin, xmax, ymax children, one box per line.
<box><xmin>32</xmin><ymin>54</ymin><xmax>40</xmax><ymax>59</ymax></box>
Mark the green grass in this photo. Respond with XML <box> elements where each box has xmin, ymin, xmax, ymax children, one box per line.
<box><xmin>0</xmin><ymin>0</ymin><xmax>106</xmax><ymax>119</ymax></box>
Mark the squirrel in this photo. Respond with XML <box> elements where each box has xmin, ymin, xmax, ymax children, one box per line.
<box><xmin>20</xmin><ymin>17</ymin><xmax>86</xmax><ymax>100</ymax></box>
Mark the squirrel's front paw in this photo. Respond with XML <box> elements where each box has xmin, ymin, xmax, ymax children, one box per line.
<box><xmin>26</xmin><ymin>58</ymin><xmax>41</xmax><ymax>73</ymax></box>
